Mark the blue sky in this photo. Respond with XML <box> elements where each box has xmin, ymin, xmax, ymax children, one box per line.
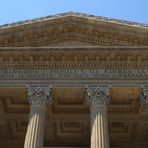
<box><xmin>0</xmin><ymin>0</ymin><xmax>148</xmax><ymax>25</ymax></box>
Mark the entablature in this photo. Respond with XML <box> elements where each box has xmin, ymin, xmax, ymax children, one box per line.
<box><xmin>0</xmin><ymin>46</ymin><xmax>148</xmax><ymax>68</ymax></box>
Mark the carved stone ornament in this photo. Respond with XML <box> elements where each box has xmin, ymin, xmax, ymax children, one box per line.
<box><xmin>140</xmin><ymin>86</ymin><xmax>148</xmax><ymax>107</ymax></box>
<box><xmin>26</xmin><ymin>85</ymin><xmax>52</xmax><ymax>105</ymax></box>
<box><xmin>86</xmin><ymin>85</ymin><xmax>111</xmax><ymax>105</ymax></box>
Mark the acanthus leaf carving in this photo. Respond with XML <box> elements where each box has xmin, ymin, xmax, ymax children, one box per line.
<box><xmin>140</xmin><ymin>85</ymin><xmax>148</xmax><ymax>107</ymax></box>
<box><xmin>85</xmin><ymin>85</ymin><xmax>111</xmax><ymax>105</ymax></box>
<box><xmin>26</xmin><ymin>85</ymin><xmax>52</xmax><ymax>106</ymax></box>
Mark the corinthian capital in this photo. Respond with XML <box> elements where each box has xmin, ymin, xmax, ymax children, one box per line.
<box><xmin>26</xmin><ymin>85</ymin><xmax>52</xmax><ymax>105</ymax></box>
<box><xmin>140</xmin><ymin>86</ymin><xmax>148</xmax><ymax>107</ymax></box>
<box><xmin>86</xmin><ymin>85</ymin><xmax>111</xmax><ymax>105</ymax></box>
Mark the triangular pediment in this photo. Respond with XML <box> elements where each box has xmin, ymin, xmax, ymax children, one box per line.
<box><xmin>44</xmin><ymin>40</ymin><xmax>95</xmax><ymax>47</ymax></box>
<box><xmin>0</xmin><ymin>12</ymin><xmax>148</xmax><ymax>47</ymax></box>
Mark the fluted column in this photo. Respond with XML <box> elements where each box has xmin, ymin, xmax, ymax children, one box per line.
<box><xmin>24</xmin><ymin>86</ymin><xmax>52</xmax><ymax>148</ymax></box>
<box><xmin>140</xmin><ymin>86</ymin><xmax>148</xmax><ymax>107</ymax></box>
<box><xmin>86</xmin><ymin>86</ymin><xmax>111</xmax><ymax>148</ymax></box>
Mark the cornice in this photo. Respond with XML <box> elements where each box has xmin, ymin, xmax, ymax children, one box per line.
<box><xmin>0</xmin><ymin>12</ymin><xmax>147</xmax><ymax>47</ymax></box>
<box><xmin>0</xmin><ymin>12</ymin><xmax>148</xmax><ymax>29</ymax></box>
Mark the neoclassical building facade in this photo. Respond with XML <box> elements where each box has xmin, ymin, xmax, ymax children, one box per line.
<box><xmin>0</xmin><ymin>12</ymin><xmax>148</xmax><ymax>148</ymax></box>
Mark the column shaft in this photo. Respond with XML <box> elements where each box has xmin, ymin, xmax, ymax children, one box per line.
<box><xmin>24</xmin><ymin>105</ymin><xmax>46</xmax><ymax>148</ymax></box>
<box><xmin>24</xmin><ymin>86</ymin><xmax>52</xmax><ymax>148</ymax></box>
<box><xmin>86</xmin><ymin>86</ymin><xmax>111</xmax><ymax>148</ymax></box>
<box><xmin>91</xmin><ymin>104</ymin><xmax>109</xmax><ymax>148</ymax></box>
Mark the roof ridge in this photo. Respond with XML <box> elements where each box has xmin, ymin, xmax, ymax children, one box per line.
<box><xmin>0</xmin><ymin>11</ymin><xmax>148</xmax><ymax>29</ymax></box>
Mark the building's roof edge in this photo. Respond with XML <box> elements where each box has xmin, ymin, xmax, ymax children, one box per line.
<box><xmin>0</xmin><ymin>11</ymin><xmax>148</xmax><ymax>29</ymax></box>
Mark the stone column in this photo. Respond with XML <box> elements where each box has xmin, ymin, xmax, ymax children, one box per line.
<box><xmin>140</xmin><ymin>86</ymin><xmax>148</xmax><ymax>107</ymax></box>
<box><xmin>86</xmin><ymin>86</ymin><xmax>111</xmax><ymax>148</ymax></box>
<box><xmin>24</xmin><ymin>86</ymin><xmax>52</xmax><ymax>148</ymax></box>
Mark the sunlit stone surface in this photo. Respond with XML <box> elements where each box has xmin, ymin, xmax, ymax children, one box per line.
<box><xmin>0</xmin><ymin>12</ymin><xmax>148</xmax><ymax>148</ymax></box>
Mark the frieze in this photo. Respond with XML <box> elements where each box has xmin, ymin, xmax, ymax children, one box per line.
<box><xmin>0</xmin><ymin>68</ymin><xmax>147</xmax><ymax>80</ymax></box>
<box><xmin>0</xmin><ymin>47</ymin><xmax>148</xmax><ymax>69</ymax></box>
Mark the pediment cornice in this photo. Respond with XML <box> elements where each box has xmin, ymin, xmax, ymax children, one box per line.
<box><xmin>1</xmin><ymin>12</ymin><xmax>148</xmax><ymax>29</ymax></box>
<box><xmin>0</xmin><ymin>12</ymin><xmax>148</xmax><ymax>47</ymax></box>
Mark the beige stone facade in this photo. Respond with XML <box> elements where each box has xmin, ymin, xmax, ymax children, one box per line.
<box><xmin>0</xmin><ymin>12</ymin><xmax>148</xmax><ymax>148</ymax></box>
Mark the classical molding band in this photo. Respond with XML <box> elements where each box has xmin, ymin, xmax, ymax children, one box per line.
<box><xmin>86</xmin><ymin>85</ymin><xmax>111</xmax><ymax>105</ymax></box>
<box><xmin>0</xmin><ymin>47</ymin><xmax>148</xmax><ymax>67</ymax></box>
<box><xmin>26</xmin><ymin>85</ymin><xmax>52</xmax><ymax>105</ymax></box>
<box><xmin>0</xmin><ymin>69</ymin><xmax>148</xmax><ymax>80</ymax></box>
<box><xmin>140</xmin><ymin>86</ymin><xmax>148</xmax><ymax>107</ymax></box>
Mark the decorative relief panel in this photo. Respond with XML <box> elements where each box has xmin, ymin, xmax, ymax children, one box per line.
<box><xmin>108</xmin><ymin>97</ymin><xmax>140</xmax><ymax>114</ymax></box>
<box><xmin>109</xmin><ymin>122</ymin><xmax>137</xmax><ymax>143</ymax></box>
<box><xmin>52</xmin><ymin>88</ymin><xmax>89</xmax><ymax>114</ymax></box>
<box><xmin>54</xmin><ymin>122</ymin><xmax>89</xmax><ymax>140</ymax></box>
<box><xmin>1</xmin><ymin>97</ymin><xmax>29</xmax><ymax>113</ymax></box>
<box><xmin>8</xmin><ymin>121</ymin><xmax>27</xmax><ymax>138</ymax></box>
<box><xmin>0</xmin><ymin>68</ymin><xmax>148</xmax><ymax>80</ymax></box>
<box><xmin>109</xmin><ymin>122</ymin><xmax>128</xmax><ymax>133</ymax></box>
<box><xmin>0</xmin><ymin>47</ymin><xmax>148</xmax><ymax>68</ymax></box>
<box><xmin>0</xmin><ymin>88</ymin><xmax>29</xmax><ymax>113</ymax></box>
<box><xmin>0</xmin><ymin>122</ymin><xmax>11</xmax><ymax>139</ymax></box>
<box><xmin>61</xmin><ymin>122</ymin><xmax>82</xmax><ymax>133</ymax></box>
<box><xmin>108</xmin><ymin>87</ymin><xmax>140</xmax><ymax>114</ymax></box>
